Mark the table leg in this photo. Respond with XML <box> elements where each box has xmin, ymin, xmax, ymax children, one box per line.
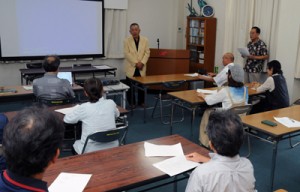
<box><xmin>170</xmin><ymin>100</ymin><xmax>175</xmax><ymax>135</ymax></box>
<box><xmin>270</xmin><ymin>140</ymin><xmax>278</xmax><ymax>192</ymax></box>
<box><xmin>21</xmin><ymin>73</ymin><xmax>24</xmax><ymax>85</ymax></box>
<box><xmin>143</xmin><ymin>87</ymin><xmax>147</xmax><ymax>123</ymax></box>
<box><xmin>122</xmin><ymin>89</ymin><xmax>126</xmax><ymax>108</ymax></box>
<box><xmin>190</xmin><ymin>108</ymin><xmax>196</xmax><ymax>140</ymax></box>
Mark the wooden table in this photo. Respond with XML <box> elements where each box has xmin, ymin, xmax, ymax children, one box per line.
<box><xmin>20</xmin><ymin>65</ymin><xmax>117</xmax><ymax>85</ymax></box>
<box><xmin>129</xmin><ymin>74</ymin><xmax>201</xmax><ymax>122</ymax></box>
<box><xmin>4</xmin><ymin>104</ymin><xmax>128</xmax><ymax>122</ymax></box>
<box><xmin>168</xmin><ymin>87</ymin><xmax>260</xmax><ymax>139</ymax></box>
<box><xmin>43</xmin><ymin>134</ymin><xmax>209</xmax><ymax>192</ymax></box>
<box><xmin>241</xmin><ymin>105</ymin><xmax>300</xmax><ymax>192</ymax></box>
<box><xmin>0</xmin><ymin>84</ymin><xmax>129</xmax><ymax>110</ymax></box>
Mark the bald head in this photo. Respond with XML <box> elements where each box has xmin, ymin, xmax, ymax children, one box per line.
<box><xmin>222</xmin><ymin>53</ymin><xmax>234</xmax><ymax>66</ymax></box>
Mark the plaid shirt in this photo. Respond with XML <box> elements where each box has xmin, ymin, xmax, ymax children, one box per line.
<box><xmin>244</xmin><ymin>39</ymin><xmax>268</xmax><ymax>73</ymax></box>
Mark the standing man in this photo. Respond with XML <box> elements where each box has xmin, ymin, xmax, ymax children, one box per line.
<box><xmin>124</xmin><ymin>23</ymin><xmax>150</xmax><ymax>108</ymax></box>
<box><xmin>197</xmin><ymin>52</ymin><xmax>234</xmax><ymax>87</ymax></box>
<box><xmin>244</xmin><ymin>26</ymin><xmax>269</xmax><ymax>83</ymax></box>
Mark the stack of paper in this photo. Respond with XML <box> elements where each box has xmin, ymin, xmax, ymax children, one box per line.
<box><xmin>49</xmin><ymin>172</ymin><xmax>92</xmax><ymax>192</ymax></box>
<box><xmin>55</xmin><ymin>105</ymin><xmax>79</xmax><ymax>115</ymax></box>
<box><xmin>144</xmin><ymin>142</ymin><xmax>199</xmax><ymax>176</ymax></box>
<box><xmin>153</xmin><ymin>156</ymin><xmax>199</xmax><ymax>176</ymax></box>
<box><xmin>23</xmin><ymin>86</ymin><xmax>33</xmax><ymax>90</ymax></box>
<box><xmin>184</xmin><ymin>73</ymin><xmax>198</xmax><ymax>77</ymax></box>
<box><xmin>144</xmin><ymin>142</ymin><xmax>184</xmax><ymax>157</ymax></box>
<box><xmin>197</xmin><ymin>89</ymin><xmax>217</xmax><ymax>94</ymax></box>
<box><xmin>94</xmin><ymin>65</ymin><xmax>111</xmax><ymax>69</ymax></box>
<box><xmin>274</xmin><ymin>117</ymin><xmax>300</xmax><ymax>128</ymax></box>
<box><xmin>237</xmin><ymin>47</ymin><xmax>250</xmax><ymax>56</ymax></box>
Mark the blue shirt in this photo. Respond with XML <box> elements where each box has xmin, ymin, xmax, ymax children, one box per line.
<box><xmin>0</xmin><ymin>170</ymin><xmax>48</xmax><ymax>192</ymax></box>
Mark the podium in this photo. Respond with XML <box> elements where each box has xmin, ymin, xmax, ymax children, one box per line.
<box><xmin>147</xmin><ymin>49</ymin><xmax>190</xmax><ymax>75</ymax></box>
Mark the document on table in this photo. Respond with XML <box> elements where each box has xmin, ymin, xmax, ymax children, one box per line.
<box><xmin>274</xmin><ymin>117</ymin><xmax>300</xmax><ymax>128</ymax></box>
<box><xmin>49</xmin><ymin>172</ymin><xmax>92</xmax><ymax>192</ymax></box>
<box><xmin>55</xmin><ymin>105</ymin><xmax>79</xmax><ymax>115</ymax></box>
<box><xmin>184</xmin><ymin>73</ymin><xmax>198</xmax><ymax>77</ymax></box>
<box><xmin>153</xmin><ymin>155</ymin><xmax>199</xmax><ymax>176</ymax></box>
<box><xmin>144</xmin><ymin>142</ymin><xmax>184</xmax><ymax>157</ymax></box>
<box><xmin>238</xmin><ymin>47</ymin><xmax>250</xmax><ymax>57</ymax></box>
<box><xmin>23</xmin><ymin>86</ymin><xmax>33</xmax><ymax>90</ymax></box>
<box><xmin>197</xmin><ymin>89</ymin><xmax>217</xmax><ymax>94</ymax></box>
<box><xmin>94</xmin><ymin>65</ymin><xmax>111</xmax><ymax>69</ymax></box>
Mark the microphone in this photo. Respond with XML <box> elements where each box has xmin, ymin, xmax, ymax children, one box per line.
<box><xmin>157</xmin><ymin>38</ymin><xmax>160</xmax><ymax>50</ymax></box>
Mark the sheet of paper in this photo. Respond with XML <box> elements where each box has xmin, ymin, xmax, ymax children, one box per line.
<box><xmin>94</xmin><ymin>65</ymin><xmax>111</xmax><ymax>69</ymax></box>
<box><xmin>23</xmin><ymin>86</ymin><xmax>33</xmax><ymax>90</ymax></box>
<box><xmin>49</xmin><ymin>172</ymin><xmax>92</xmax><ymax>192</ymax></box>
<box><xmin>184</xmin><ymin>73</ymin><xmax>198</xmax><ymax>77</ymax></box>
<box><xmin>153</xmin><ymin>155</ymin><xmax>199</xmax><ymax>176</ymax></box>
<box><xmin>144</xmin><ymin>142</ymin><xmax>184</xmax><ymax>157</ymax></box>
<box><xmin>55</xmin><ymin>105</ymin><xmax>79</xmax><ymax>115</ymax></box>
<box><xmin>197</xmin><ymin>89</ymin><xmax>217</xmax><ymax>94</ymax></box>
<box><xmin>274</xmin><ymin>117</ymin><xmax>300</xmax><ymax>128</ymax></box>
<box><xmin>238</xmin><ymin>47</ymin><xmax>250</xmax><ymax>56</ymax></box>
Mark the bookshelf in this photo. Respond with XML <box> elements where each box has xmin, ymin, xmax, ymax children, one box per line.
<box><xmin>186</xmin><ymin>17</ymin><xmax>216</xmax><ymax>75</ymax></box>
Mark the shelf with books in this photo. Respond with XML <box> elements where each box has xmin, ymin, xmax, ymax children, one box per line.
<box><xmin>186</xmin><ymin>17</ymin><xmax>216</xmax><ymax>76</ymax></box>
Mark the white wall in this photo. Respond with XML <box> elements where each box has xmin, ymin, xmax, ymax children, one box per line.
<box><xmin>275</xmin><ymin>0</ymin><xmax>300</xmax><ymax>103</ymax></box>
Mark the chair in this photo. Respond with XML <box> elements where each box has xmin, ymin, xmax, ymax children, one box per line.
<box><xmin>36</xmin><ymin>97</ymin><xmax>77</xmax><ymax>151</ymax></box>
<box><xmin>37</xmin><ymin>97</ymin><xmax>75</xmax><ymax>106</ymax></box>
<box><xmin>151</xmin><ymin>81</ymin><xmax>186</xmax><ymax>124</ymax></box>
<box><xmin>289</xmin><ymin>98</ymin><xmax>300</xmax><ymax>148</ymax></box>
<box><xmin>81</xmin><ymin>125</ymin><xmax>128</xmax><ymax>154</ymax></box>
<box><xmin>24</xmin><ymin>62</ymin><xmax>43</xmax><ymax>84</ymax></box>
<box><xmin>292</xmin><ymin>98</ymin><xmax>300</xmax><ymax>105</ymax></box>
<box><xmin>229</xmin><ymin>104</ymin><xmax>253</xmax><ymax>157</ymax></box>
<box><xmin>229</xmin><ymin>104</ymin><xmax>253</xmax><ymax>116</ymax></box>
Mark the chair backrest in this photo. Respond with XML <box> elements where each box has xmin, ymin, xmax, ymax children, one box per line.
<box><xmin>26</xmin><ymin>62</ymin><xmax>43</xmax><ymax>69</ymax></box>
<box><xmin>72</xmin><ymin>64</ymin><xmax>92</xmax><ymax>68</ymax></box>
<box><xmin>229</xmin><ymin>104</ymin><xmax>253</xmax><ymax>117</ymax></box>
<box><xmin>37</xmin><ymin>97</ymin><xmax>75</xmax><ymax>106</ymax></box>
<box><xmin>0</xmin><ymin>114</ymin><xmax>8</xmax><ymax>144</ymax></box>
<box><xmin>162</xmin><ymin>80</ymin><xmax>186</xmax><ymax>90</ymax></box>
<box><xmin>81</xmin><ymin>125</ymin><xmax>127</xmax><ymax>154</ymax></box>
<box><xmin>293</xmin><ymin>98</ymin><xmax>300</xmax><ymax>105</ymax></box>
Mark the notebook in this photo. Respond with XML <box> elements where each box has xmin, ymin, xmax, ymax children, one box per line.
<box><xmin>57</xmin><ymin>72</ymin><xmax>73</xmax><ymax>85</ymax></box>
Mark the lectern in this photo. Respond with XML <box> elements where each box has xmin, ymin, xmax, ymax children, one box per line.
<box><xmin>147</xmin><ymin>49</ymin><xmax>190</xmax><ymax>75</ymax></box>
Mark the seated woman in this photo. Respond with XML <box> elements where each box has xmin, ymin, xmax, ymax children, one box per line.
<box><xmin>197</xmin><ymin>64</ymin><xmax>248</xmax><ymax>147</ymax></box>
<box><xmin>64</xmin><ymin>77</ymin><xmax>120</xmax><ymax>154</ymax></box>
<box><xmin>251</xmin><ymin>60</ymin><xmax>289</xmax><ymax>110</ymax></box>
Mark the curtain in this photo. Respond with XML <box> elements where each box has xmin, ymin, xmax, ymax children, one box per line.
<box><xmin>104</xmin><ymin>9</ymin><xmax>127</xmax><ymax>58</ymax></box>
<box><xmin>295</xmin><ymin>25</ymin><xmax>300</xmax><ymax>78</ymax></box>
<box><xmin>223</xmin><ymin>0</ymin><xmax>280</xmax><ymax>71</ymax></box>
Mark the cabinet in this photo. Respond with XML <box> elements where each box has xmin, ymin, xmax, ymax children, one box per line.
<box><xmin>186</xmin><ymin>17</ymin><xmax>216</xmax><ymax>75</ymax></box>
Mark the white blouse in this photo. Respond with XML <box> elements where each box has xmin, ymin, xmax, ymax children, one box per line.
<box><xmin>64</xmin><ymin>97</ymin><xmax>120</xmax><ymax>154</ymax></box>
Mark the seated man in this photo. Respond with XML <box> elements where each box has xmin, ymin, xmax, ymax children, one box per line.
<box><xmin>33</xmin><ymin>55</ymin><xmax>75</xmax><ymax>100</ymax></box>
<box><xmin>0</xmin><ymin>106</ymin><xmax>65</xmax><ymax>191</ymax></box>
<box><xmin>185</xmin><ymin>111</ymin><xmax>256</xmax><ymax>192</ymax></box>
<box><xmin>197</xmin><ymin>52</ymin><xmax>235</xmax><ymax>87</ymax></box>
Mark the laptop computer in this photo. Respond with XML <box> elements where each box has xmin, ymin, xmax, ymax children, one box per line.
<box><xmin>57</xmin><ymin>72</ymin><xmax>73</xmax><ymax>85</ymax></box>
